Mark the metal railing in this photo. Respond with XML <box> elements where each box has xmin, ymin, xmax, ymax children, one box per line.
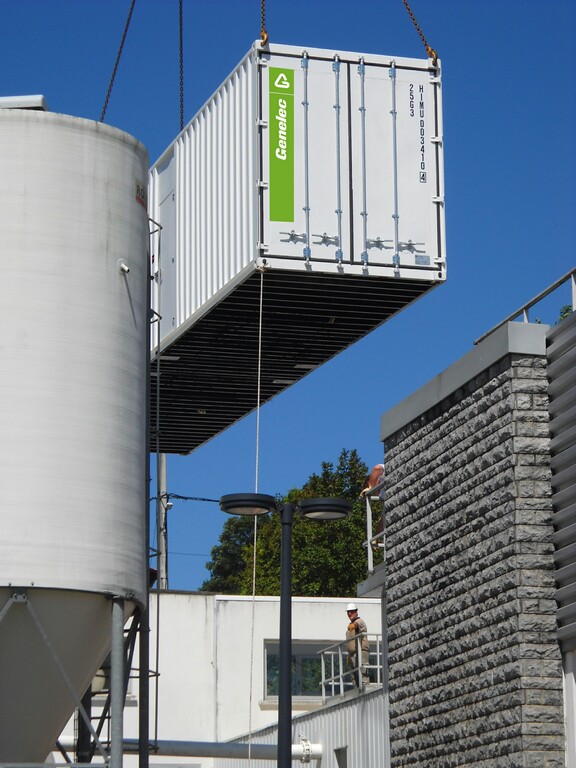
<box><xmin>319</xmin><ymin>633</ymin><xmax>383</xmax><ymax>702</ymax></box>
<box><xmin>363</xmin><ymin>480</ymin><xmax>386</xmax><ymax>574</ymax></box>
<box><xmin>475</xmin><ymin>267</ymin><xmax>575</xmax><ymax>345</ymax></box>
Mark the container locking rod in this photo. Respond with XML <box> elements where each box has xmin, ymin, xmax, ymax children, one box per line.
<box><xmin>358</xmin><ymin>58</ymin><xmax>368</xmax><ymax>266</ymax></box>
<box><xmin>333</xmin><ymin>55</ymin><xmax>344</xmax><ymax>264</ymax></box>
<box><xmin>301</xmin><ymin>52</ymin><xmax>311</xmax><ymax>262</ymax></box>
<box><xmin>389</xmin><ymin>63</ymin><xmax>400</xmax><ymax>272</ymax></box>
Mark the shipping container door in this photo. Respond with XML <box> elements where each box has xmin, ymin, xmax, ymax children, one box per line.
<box><xmin>261</xmin><ymin>51</ymin><xmax>351</xmax><ymax>265</ymax></box>
<box><xmin>349</xmin><ymin>60</ymin><xmax>442</xmax><ymax>272</ymax></box>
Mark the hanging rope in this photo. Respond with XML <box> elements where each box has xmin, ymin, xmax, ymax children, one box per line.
<box><xmin>152</xmin><ymin>220</ymin><xmax>164</xmax><ymax>750</ymax></box>
<box><xmin>254</xmin><ymin>268</ymin><xmax>265</xmax><ymax>492</ymax></box>
<box><xmin>260</xmin><ymin>0</ymin><xmax>268</xmax><ymax>46</ymax></box>
<box><xmin>246</xmin><ymin>266</ymin><xmax>266</xmax><ymax>768</ymax></box>
<box><xmin>401</xmin><ymin>0</ymin><xmax>438</xmax><ymax>66</ymax></box>
<box><xmin>246</xmin><ymin>512</ymin><xmax>259</xmax><ymax>768</ymax></box>
<box><xmin>179</xmin><ymin>0</ymin><xmax>185</xmax><ymax>131</ymax></box>
<box><xmin>100</xmin><ymin>0</ymin><xmax>137</xmax><ymax>122</ymax></box>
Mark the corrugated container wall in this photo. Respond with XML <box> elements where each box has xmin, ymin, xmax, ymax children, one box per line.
<box><xmin>150</xmin><ymin>42</ymin><xmax>445</xmax><ymax>348</ymax></box>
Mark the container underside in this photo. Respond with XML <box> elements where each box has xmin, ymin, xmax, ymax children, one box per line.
<box><xmin>150</xmin><ymin>268</ymin><xmax>439</xmax><ymax>454</ymax></box>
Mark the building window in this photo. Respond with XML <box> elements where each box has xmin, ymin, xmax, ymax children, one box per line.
<box><xmin>264</xmin><ymin>640</ymin><xmax>331</xmax><ymax>698</ymax></box>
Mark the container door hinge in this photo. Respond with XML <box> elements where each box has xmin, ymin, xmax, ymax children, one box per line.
<box><xmin>432</xmin><ymin>196</ymin><xmax>444</xmax><ymax>206</ymax></box>
<box><xmin>257</xmin><ymin>118</ymin><xmax>268</xmax><ymax>128</ymax></box>
<box><xmin>312</xmin><ymin>233</ymin><xmax>338</xmax><ymax>246</ymax></box>
<box><xmin>313</xmin><ymin>233</ymin><xmax>342</xmax><ymax>263</ymax></box>
<box><xmin>257</xmin><ymin>180</ymin><xmax>268</xmax><ymax>189</ymax></box>
<box><xmin>431</xmin><ymin>136</ymin><xmax>442</xmax><ymax>144</ymax></box>
<box><xmin>280</xmin><ymin>230</ymin><xmax>307</xmax><ymax>244</ymax></box>
<box><xmin>366</xmin><ymin>237</ymin><xmax>391</xmax><ymax>250</ymax></box>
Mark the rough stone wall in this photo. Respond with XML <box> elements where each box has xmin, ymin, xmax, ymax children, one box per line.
<box><xmin>383</xmin><ymin>353</ymin><xmax>564</xmax><ymax>767</ymax></box>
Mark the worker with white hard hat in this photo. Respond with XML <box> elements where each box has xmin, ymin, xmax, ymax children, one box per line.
<box><xmin>345</xmin><ymin>602</ymin><xmax>369</xmax><ymax>686</ymax></box>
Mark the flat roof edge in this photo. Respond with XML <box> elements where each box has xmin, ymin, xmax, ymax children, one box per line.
<box><xmin>380</xmin><ymin>322</ymin><xmax>549</xmax><ymax>441</ymax></box>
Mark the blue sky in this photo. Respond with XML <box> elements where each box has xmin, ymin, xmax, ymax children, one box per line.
<box><xmin>3</xmin><ymin>1</ymin><xmax>575</xmax><ymax>590</ymax></box>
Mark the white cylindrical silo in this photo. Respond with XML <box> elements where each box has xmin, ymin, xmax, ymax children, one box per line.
<box><xmin>0</xmin><ymin>107</ymin><xmax>149</xmax><ymax>762</ymax></box>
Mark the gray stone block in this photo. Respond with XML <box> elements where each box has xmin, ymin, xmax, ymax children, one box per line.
<box><xmin>382</xmin><ymin>350</ymin><xmax>563</xmax><ymax>766</ymax></box>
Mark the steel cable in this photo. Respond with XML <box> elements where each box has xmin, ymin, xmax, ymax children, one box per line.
<box><xmin>100</xmin><ymin>0</ymin><xmax>137</xmax><ymax>122</ymax></box>
<box><xmin>260</xmin><ymin>0</ymin><xmax>268</xmax><ymax>46</ymax></box>
<box><xmin>402</xmin><ymin>0</ymin><xmax>438</xmax><ymax>65</ymax></box>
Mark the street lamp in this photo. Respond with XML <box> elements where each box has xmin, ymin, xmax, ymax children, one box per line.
<box><xmin>219</xmin><ymin>493</ymin><xmax>352</xmax><ymax>768</ymax></box>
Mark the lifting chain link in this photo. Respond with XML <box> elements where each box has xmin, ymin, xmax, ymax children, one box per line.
<box><xmin>100</xmin><ymin>0</ymin><xmax>137</xmax><ymax>122</ymax></box>
<box><xmin>402</xmin><ymin>0</ymin><xmax>438</xmax><ymax>66</ymax></box>
<box><xmin>260</xmin><ymin>0</ymin><xmax>269</xmax><ymax>46</ymax></box>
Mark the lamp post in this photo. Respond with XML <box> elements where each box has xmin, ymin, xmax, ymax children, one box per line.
<box><xmin>219</xmin><ymin>494</ymin><xmax>351</xmax><ymax>768</ymax></box>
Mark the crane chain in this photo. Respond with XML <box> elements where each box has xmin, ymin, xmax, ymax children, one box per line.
<box><xmin>260</xmin><ymin>0</ymin><xmax>268</xmax><ymax>46</ymax></box>
<box><xmin>402</xmin><ymin>0</ymin><xmax>438</xmax><ymax>66</ymax></box>
<box><xmin>100</xmin><ymin>0</ymin><xmax>137</xmax><ymax>122</ymax></box>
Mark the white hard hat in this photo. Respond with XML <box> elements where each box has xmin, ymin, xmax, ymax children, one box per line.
<box><xmin>346</xmin><ymin>602</ymin><xmax>358</xmax><ymax>611</ymax></box>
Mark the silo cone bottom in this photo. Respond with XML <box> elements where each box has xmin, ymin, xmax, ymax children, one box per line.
<box><xmin>0</xmin><ymin>587</ymin><xmax>124</xmax><ymax>762</ymax></box>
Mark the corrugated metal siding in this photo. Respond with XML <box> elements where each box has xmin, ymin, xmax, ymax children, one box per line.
<box><xmin>214</xmin><ymin>689</ymin><xmax>386</xmax><ymax>768</ymax></box>
<box><xmin>150</xmin><ymin>52</ymin><xmax>257</xmax><ymax>345</ymax></box>
<box><xmin>176</xmin><ymin>54</ymin><xmax>256</xmax><ymax>324</ymax></box>
<box><xmin>549</xmin><ymin>311</ymin><xmax>576</xmax><ymax>649</ymax></box>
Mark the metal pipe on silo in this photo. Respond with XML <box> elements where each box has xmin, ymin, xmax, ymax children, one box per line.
<box><xmin>156</xmin><ymin>453</ymin><xmax>169</xmax><ymax>589</ymax></box>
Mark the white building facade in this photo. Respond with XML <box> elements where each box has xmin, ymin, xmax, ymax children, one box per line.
<box><xmin>55</xmin><ymin>593</ymin><xmax>382</xmax><ymax>766</ymax></box>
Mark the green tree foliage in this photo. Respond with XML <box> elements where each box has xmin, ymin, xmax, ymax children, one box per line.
<box><xmin>200</xmin><ymin>514</ymin><xmax>264</xmax><ymax>593</ymax></box>
<box><xmin>201</xmin><ymin>449</ymin><xmax>371</xmax><ymax>597</ymax></box>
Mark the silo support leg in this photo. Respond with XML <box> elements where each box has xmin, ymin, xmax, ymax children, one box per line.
<box><xmin>111</xmin><ymin>596</ymin><xmax>125</xmax><ymax>768</ymax></box>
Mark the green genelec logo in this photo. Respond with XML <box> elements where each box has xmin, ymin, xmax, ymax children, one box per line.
<box><xmin>269</xmin><ymin>67</ymin><xmax>294</xmax><ymax>222</ymax></box>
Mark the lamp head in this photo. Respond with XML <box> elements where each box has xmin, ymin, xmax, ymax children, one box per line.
<box><xmin>298</xmin><ymin>497</ymin><xmax>352</xmax><ymax>520</ymax></box>
<box><xmin>219</xmin><ymin>494</ymin><xmax>352</xmax><ymax>521</ymax></box>
<box><xmin>219</xmin><ymin>493</ymin><xmax>277</xmax><ymax>516</ymax></box>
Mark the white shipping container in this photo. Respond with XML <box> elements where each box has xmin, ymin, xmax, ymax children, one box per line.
<box><xmin>150</xmin><ymin>41</ymin><xmax>445</xmax><ymax>346</ymax></box>
<box><xmin>148</xmin><ymin>42</ymin><xmax>445</xmax><ymax>454</ymax></box>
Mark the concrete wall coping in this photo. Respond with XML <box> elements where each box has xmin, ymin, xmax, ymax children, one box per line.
<box><xmin>380</xmin><ymin>322</ymin><xmax>549</xmax><ymax>441</ymax></box>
